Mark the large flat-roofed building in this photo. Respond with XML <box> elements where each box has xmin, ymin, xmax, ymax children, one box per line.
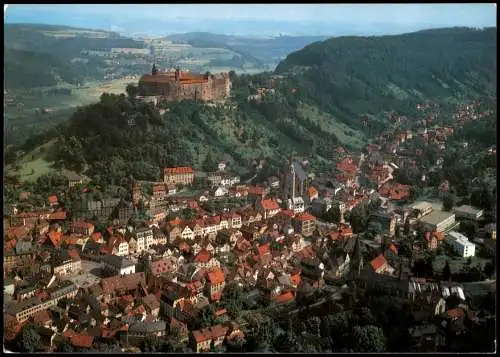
<box><xmin>445</xmin><ymin>231</ymin><xmax>475</xmax><ymax>257</ymax></box>
<box><xmin>419</xmin><ymin>211</ymin><xmax>456</xmax><ymax>232</ymax></box>
<box><xmin>410</xmin><ymin>201</ymin><xmax>433</xmax><ymax>218</ymax></box>
<box><xmin>164</xmin><ymin>167</ymin><xmax>195</xmax><ymax>186</ymax></box>
<box><xmin>453</xmin><ymin>205</ymin><xmax>484</xmax><ymax>221</ymax></box>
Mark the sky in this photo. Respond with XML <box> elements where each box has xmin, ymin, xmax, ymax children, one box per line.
<box><xmin>5</xmin><ymin>4</ymin><xmax>497</xmax><ymax>36</ymax></box>
<box><xmin>5</xmin><ymin>4</ymin><xmax>497</xmax><ymax>24</ymax></box>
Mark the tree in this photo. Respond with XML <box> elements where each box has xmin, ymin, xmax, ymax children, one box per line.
<box><xmin>198</xmin><ymin>304</ymin><xmax>216</xmax><ymax>328</ymax></box>
<box><xmin>226</xmin><ymin>299</ymin><xmax>244</xmax><ymax>319</ymax></box>
<box><xmin>441</xmin><ymin>260</ymin><xmax>452</xmax><ymax>281</ymax></box>
<box><xmin>126</xmin><ymin>84</ymin><xmax>138</xmax><ymax>99</ymax></box>
<box><xmin>181</xmin><ymin>207</ymin><xmax>196</xmax><ymax>220</ymax></box>
<box><xmin>366</xmin><ymin>221</ymin><xmax>383</xmax><ymax>239</ymax></box>
<box><xmin>349</xmin><ymin>203</ymin><xmax>369</xmax><ymax>233</ymax></box>
<box><xmin>222</xmin><ymin>282</ymin><xmax>243</xmax><ymax>302</ymax></box>
<box><xmin>324</xmin><ymin>206</ymin><xmax>341</xmax><ymax>224</ymax></box>
<box><xmin>351</xmin><ymin>325</ymin><xmax>386</xmax><ymax>352</ymax></box>
<box><xmin>227</xmin><ymin>337</ymin><xmax>246</xmax><ymax>352</ymax></box>
<box><xmin>202</xmin><ymin>151</ymin><xmax>217</xmax><ymax>172</ymax></box>
<box><xmin>442</xmin><ymin>193</ymin><xmax>457</xmax><ymax>211</ymax></box>
<box><xmin>306</xmin><ymin>316</ymin><xmax>322</xmax><ymax>336</ymax></box>
<box><xmin>483</xmin><ymin>261</ymin><xmax>495</xmax><ymax>278</ymax></box>
<box><xmin>141</xmin><ymin>336</ymin><xmax>164</xmax><ymax>352</ymax></box>
<box><xmin>57</xmin><ymin>340</ymin><xmax>74</xmax><ymax>352</ymax></box>
<box><xmin>16</xmin><ymin>325</ymin><xmax>42</xmax><ymax>353</ymax></box>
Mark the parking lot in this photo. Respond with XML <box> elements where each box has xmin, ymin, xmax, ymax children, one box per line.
<box><xmin>66</xmin><ymin>259</ymin><xmax>104</xmax><ymax>289</ymax></box>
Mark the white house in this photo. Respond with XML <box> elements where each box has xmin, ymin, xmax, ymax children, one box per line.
<box><xmin>230</xmin><ymin>213</ymin><xmax>242</xmax><ymax>229</ymax></box>
<box><xmin>214</xmin><ymin>186</ymin><xmax>229</xmax><ymax>197</ymax></box>
<box><xmin>287</xmin><ymin>197</ymin><xmax>305</xmax><ymax>214</ymax></box>
<box><xmin>218</xmin><ymin>161</ymin><xmax>226</xmax><ymax>172</ymax></box>
<box><xmin>219</xmin><ymin>217</ymin><xmax>229</xmax><ymax>230</ymax></box>
<box><xmin>136</xmin><ymin>227</ymin><xmax>154</xmax><ymax>252</ymax></box>
<box><xmin>181</xmin><ymin>226</ymin><xmax>195</xmax><ymax>241</ymax></box>
<box><xmin>445</xmin><ymin>231</ymin><xmax>476</xmax><ymax>257</ymax></box>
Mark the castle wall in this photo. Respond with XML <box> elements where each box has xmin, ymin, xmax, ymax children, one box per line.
<box><xmin>138</xmin><ymin>70</ymin><xmax>231</xmax><ymax>102</ymax></box>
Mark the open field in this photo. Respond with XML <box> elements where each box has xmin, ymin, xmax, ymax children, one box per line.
<box><xmin>6</xmin><ymin>139</ymin><xmax>58</xmax><ymax>182</ymax></box>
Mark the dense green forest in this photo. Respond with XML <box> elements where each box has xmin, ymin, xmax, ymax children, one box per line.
<box><xmin>6</xmin><ymin>27</ymin><xmax>497</xmax><ymax>188</ymax></box>
<box><xmin>276</xmin><ymin>27</ymin><xmax>497</xmax><ymax>129</ymax></box>
<box><xmin>4</xmin><ymin>24</ymin><xmax>146</xmax><ymax>89</ymax></box>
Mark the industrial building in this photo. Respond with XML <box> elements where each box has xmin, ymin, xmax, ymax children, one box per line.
<box><xmin>419</xmin><ymin>211</ymin><xmax>456</xmax><ymax>232</ymax></box>
<box><xmin>445</xmin><ymin>231</ymin><xmax>476</xmax><ymax>257</ymax></box>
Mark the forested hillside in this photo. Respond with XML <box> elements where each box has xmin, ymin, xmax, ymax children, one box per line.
<box><xmin>4</xmin><ymin>24</ymin><xmax>146</xmax><ymax>89</ymax></box>
<box><xmin>8</xmin><ymin>27</ymin><xmax>497</xmax><ymax>187</ymax></box>
<box><xmin>276</xmin><ymin>27</ymin><xmax>497</xmax><ymax>129</ymax></box>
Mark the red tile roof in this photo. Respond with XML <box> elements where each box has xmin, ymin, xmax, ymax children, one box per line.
<box><xmin>295</xmin><ymin>212</ymin><xmax>317</xmax><ymax>222</ymax></box>
<box><xmin>207</xmin><ymin>267</ymin><xmax>225</xmax><ymax>285</ymax></box>
<box><xmin>336</xmin><ymin>157</ymin><xmax>359</xmax><ymax>173</ymax></box>
<box><xmin>193</xmin><ymin>249</ymin><xmax>211</xmax><ymax>263</ymax></box>
<box><xmin>308</xmin><ymin>187</ymin><xmax>318</xmax><ymax>197</ymax></box>
<box><xmin>447</xmin><ymin>308</ymin><xmax>465</xmax><ymax>319</ymax></box>
<box><xmin>290</xmin><ymin>273</ymin><xmax>301</xmax><ymax>286</ymax></box>
<box><xmin>210</xmin><ymin>324</ymin><xmax>228</xmax><ymax>338</ymax></box>
<box><xmin>247</xmin><ymin>186</ymin><xmax>265</xmax><ymax>196</ymax></box>
<box><xmin>72</xmin><ymin>221</ymin><xmax>94</xmax><ymax>229</ymax></box>
<box><xmin>165</xmin><ymin>167</ymin><xmax>194</xmax><ymax>175</ymax></box>
<box><xmin>101</xmin><ymin>273</ymin><xmax>146</xmax><ymax>294</ymax></box>
<box><xmin>274</xmin><ymin>291</ymin><xmax>295</xmax><ymax>304</ymax></box>
<box><xmin>69</xmin><ymin>334</ymin><xmax>94</xmax><ymax>348</ymax></box>
<box><xmin>370</xmin><ymin>254</ymin><xmax>388</xmax><ymax>271</ymax></box>
<box><xmin>192</xmin><ymin>328</ymin><xmax>213</xmax><ymax>343</ymax></box>
<box><xmin>260</xmin><ymin>199</ymin><xmax>280</xmax><ymax>211</ymax></box>
<box><xmin>47</xmin><ymin>231</ymin><xmax>62</xmax><ymax>246</ymax></box>
<box><xmin>91</xmin><ymin>232</ymin><xmax>103</xmax><ymax>242</ymax></box>
<box><xmin>279</xmin><ymin>210</ymin><xmax>295</xmax><ymax>218</ymax></box>
<box><xmin>6</xmin><ymin>226</ymin><xmax>26</xmax><ymax>240</ymax></box>
<box><xmin>215</xmin><ymin>308</ymin><xmax>227</xmax><ymax>317</ymax></box>
<box><xmin>257</xmin><ymin>243</ymin><xmax>270</xmax><ymax>256</ymax></box>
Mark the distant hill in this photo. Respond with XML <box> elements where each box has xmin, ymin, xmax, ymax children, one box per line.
<box><xmin>4</xmin><ymin>24</ymin><xmax>146</xmax><ymax>89</ymax></box>
<box><xmin>275</xmin><ymin>27</ymin><xmax>497</xmax><ymax>129</ymax></box>
<box><xmin>166</xmin><ymin>32</ymin><xmax>329</xmax><ymax>66</ymax></box>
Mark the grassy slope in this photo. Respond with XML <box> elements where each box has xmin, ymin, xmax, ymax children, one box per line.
<box><xmin>297</xmin><ymin>103</ymin><xmax>365</xmax><ymax>149</ymax></box>
<box><xmin>7</xmin><ymin>140</ymin><xmax>58</xmax><ymax>182</ymax></box>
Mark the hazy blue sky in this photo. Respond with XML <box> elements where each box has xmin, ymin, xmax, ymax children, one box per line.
<box><xmin>6</xmin><ymin>4</ymin><xmax>497</xmax><ymax>25</ymax></box>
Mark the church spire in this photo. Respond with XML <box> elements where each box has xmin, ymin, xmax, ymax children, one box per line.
<box><xmin>152</xmin><ymin>57</ymin><xmax>158</xmax><ymax>75</ymax></box>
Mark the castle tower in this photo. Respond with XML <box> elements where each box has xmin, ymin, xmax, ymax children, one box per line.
<box><xmin>175</xmin><ymin>67</ymin><xmax>180</xmax><ymax>83</ymax></box>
